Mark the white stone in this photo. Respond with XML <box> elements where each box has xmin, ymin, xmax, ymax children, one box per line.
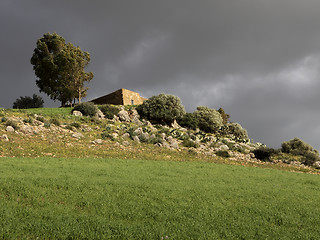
<box><xmin>95</xmin><ymin>109</ymin><xmax>104</xmax><ymax>119</ymax></box>
<box><xmin>72</xmin><ymin>132</ymin><xmax>84</xmax><ymax>139</ymax></box>
<box><xmin>72</xmin><ymin>110</ymin><xmax>83</xmax><ymax>116</ymax></box>
<box><xmin>6</xmin><ymin>126</ymin><xmax>14</xmax><ymax>132</ymax></box>
<box><xmin>133</xmin><ymin>135</ymin><xmax>140</xmax><ymax>143</ymax></box>
<box><xmin>92</xmin><ymin>139</ymin><xmax>103</xmax><ymax>144</ymax></box>
<box><xmin>118</xmin><ymin>110</ymin><xmax>130</xmax><ymax>122</ymax></box>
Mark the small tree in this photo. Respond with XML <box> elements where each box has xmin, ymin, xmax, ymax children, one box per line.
<box><xmin>178</xmin><ymin>112</ymin><xmax>199</xmax><ymax>130</ymax></box>
<box><xmin>31</xmin><ymin>33</ymin><xmax>93</xmax><ymax>106</ymax></box>
<box><xmin>194</xmin><ymin>106</ymin><xmax>223</xmax><ymax>133</ymax></box>
<box><xmin>13</xmin><ymin>94</ymin><xmax>44</xmax><ymax>109</ymax></box>
<box><xmin>219</xmin><ymin>122</ymin><xmax>249</xmax><ymax>141</ymax></box>
<box><xmin>218</xmin><ymin>107</ymin><xmax>230</xmax><ymax>124</ymax></box>
<box><xmin>136</xmin><ymin>93</ymin><xmax>186</xmax><ymax>125</ymax></box>
<box><xmin>281</xmin><ymin>138</ymin><xmax>318</xmax><ymax>156</ymax></box>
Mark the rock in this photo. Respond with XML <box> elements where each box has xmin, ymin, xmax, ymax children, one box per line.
<box><xmin>166</xmin><ymin>136</ymin><xmax>174</xmax><ymax>144</ymax></box>
<box><xmin>132</xmin><ymin>118</ymin><xmax>142</xmax><ymax>125</ymax></box>
<box><xmin>170</xmin><ymin>141</ymin><xmax>179</xmax><ymax>149</ymax></box>
<box><xmin>72</xmin><ymin>110</ymin><xmax>83</xmax><ymax>116</ymax></box>
<box><xmin>111</xmin><ymin>133</ymin><xmax>118</xmax><ymax>139</ymax></box>
<box><xmin>92</xmin><ymin>139</ymin><xmax>103</xmax><ymax>144</ymax></box>
<box><xmin>150</xmin><ymin>134</ymin><xmax>156</xmax><ymax>139</ymax></box>
<box><xmin>122</xmin><ymin>133</ymin><xmax>130</xmax><ymax>138</ymax></box>
<box><xmin>218</xmin><ymin>144</ymin><xmax>229</xmax><ymax>151</ymax></box>
<box><xmin>95</xmin><ymin>109</ymin><xmax>104</xmax><ymax>119</ymax></box>
<box><xmin>6</xmin><ymin>126</ymin><xmax>14</xmax><ymax>132</ymax></box>
<box><xmin>171</xmin><ymin>120</ymin><xmax>181</xmax><ymax>129</ymax></box>
<box><xmin>114</xmin><ymin>142</ymin><xmax>120</xmax><ymax>147</ymax></box>
<box><xmin>112</xmin><ymin>115</ymin><xmax>120</xmax><ymax>122</ymax></box>
<box><xmin>133</xmin><ymin>128</ymin><xmax>143</xmax><ymax>136</ymax></box>
<box><xmin>162</xmin><ymin>142</ymin><xmax>170</xmax><ymax>148</ymax></box>
<box><xmin>1</xmin><ymin>134</ymin><xmax>9</xmax><ymax>142</ymax></box>
<box><xmin>313</xmin><ymin>161</ymin><xmax>320</xmax><ymax>168</ymax></box>
<box><xmin>122</xmin><ymin>141</ymin><xmax>130</xmax><ymax>146</ymax></box>
<box><xmin>130</xmin><ymin>110</ymin><xmax>142</xmax><ymax>124</ymax></box>
<box><xmin>72</xmin><ymin>132</ymin><xmax>84</xmax><ymax>139</ymax></box>
<box><xmin>160</xmin><ymin>133</ymin><xmax>166</xmax><ymax>139</ymax></box>
<box><xmin>141</xmin><ymin>132</ymin><xmax>149</xmax><ymax>140</ymax></box>
<box><xmin>133</xmin><ymin>135</ymin><xmax>140</xmax><ymax>143</ymax></box>
<box><xmin>20</xmin><ymin>125</ymin><xmax>33</xmax><ymax>134</ymax></box>
<box><xmin>118</xmin><ymin>110</ymin><xmax>130</xmax><ymax>122</ymax></box>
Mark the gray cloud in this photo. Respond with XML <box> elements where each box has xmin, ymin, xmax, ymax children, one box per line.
<box><xmin>1</xmin><ymin>0</ymin><xmax>320</xmax><ymax>149</ymax></box>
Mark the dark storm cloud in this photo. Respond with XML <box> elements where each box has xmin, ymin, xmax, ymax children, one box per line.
<box><xmin>1</xmin><ymin>0</ymin><xmax>320</xmax><ymax>149</ymax></box>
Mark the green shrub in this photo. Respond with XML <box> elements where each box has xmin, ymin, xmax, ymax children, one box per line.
<box><xmin>43</xmin><ymin>122</ymin><xmax>51</xmax><ymax>128</ymax></box>
<box><xmin>252</xmin><ymin>147</ymin><xmax>277</xmax><ymax>162</ymax></box>
<box><xmin>50</xmin><ymin>118</ymin><xmax>60</xmax><ymax>126</ymax></box>
<box><xmin>218</xmin><ymin>108</ymin><xmax>230</xmax><ymax>124</ymax></box>
<box><xmin>73</xmin><ymin>102</ymin><xmax>98</xmax><ymax>117</ymax></box>
<box><xmin>148</xmin><ymin>136</ymin><xmax>163</xmax><ymax>145</ymax></box>
<box><xmin>70</xmin><ymin>122</ymin><xmax>81</xmax><ymax>129</ymax></box>
<box><xmin>12</xmin><ymin>94</ymin><xmax>44</xmax><ymax>109</ymax></box>
<box><xmin>36</xmin><ymin>116</ymin><xmax>45</xmax><ymax>123</ymax></box>
<box><xmin>98</xmin><ymin>105</ymin><xmax>120</xmax><ymax>119</ymax></box>
<box><xmin>219</xmin><ymin>123</ymin><xmax>249</xmax><ymax>141</ymax></box>
<box><xmin>281</xmin><ymin>138</ymin><xmax>318</xmax><ymax>157</ymax></box>
<box><xmin>182</xmin><ymin>139</ymin><xmax>199</xmax><ymax>148</ymax></box>
<box><xmin>302</xmin><ymin>152</ymin><xmax>320</xmax><ymax>166</ymax></box>
<box><xmin>216</xmin><ymin>150</ymin><xmax>230</xmax><ymax>158</ymax></box>
<box><xmin>101</xmin><ymin>132</ymin><xmax>115</xmax><ymax>141</ymax></box>
<box><xmin>6</xmin><ymin>120</ymin><xmax>19</xmax><ymax>130</ymax></box>
<box><xmin>23</xmin><ymin>118</ymin><xmax>33</xmax><ymax>124</ymax></box>
<box><xmin>136</xmin><ymin>93</ymin><xmax>185</xmax><ymax>125</ymax></box>
<box><xmin>1</xmin><ymin>117</ymin><xmax>8</xmax><ymax>123</ymax></box>
<box><xmin>178</xmin><ymin>112</ymin><xmax>199</xmax><ymax>130</ymax></box>
<box><xmin>194</xmin><ymin>106</ymin><xmax>223</xmax><ymax>133</ymax></box>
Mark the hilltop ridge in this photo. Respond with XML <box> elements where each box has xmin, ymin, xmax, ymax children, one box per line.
<box><xmin>0</xmin><ymin>107</ymin><xmax>318</xmax><ymax>174</ymax></box>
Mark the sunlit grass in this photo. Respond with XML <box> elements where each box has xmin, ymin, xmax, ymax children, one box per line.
<box><xmin>0</xmin><ymin>157</ymin><xmax>320</xmax><ymax>239</ymax></box>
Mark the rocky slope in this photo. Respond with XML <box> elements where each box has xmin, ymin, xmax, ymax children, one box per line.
<box><xmin>0</xmin><ymin>107</ymin><xmax>318</xmax><ymax>173</ymax></box>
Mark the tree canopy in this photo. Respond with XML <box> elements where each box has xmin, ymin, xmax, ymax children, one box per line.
<box><xmin>31</xmin><ymin>33</ymin><xmax>93</xmax><ymax>106</ymax></box>
<box><xmin>13</xmin><ymin>94</ymin><xmax>44</xmax><ymax>109</ymax></box>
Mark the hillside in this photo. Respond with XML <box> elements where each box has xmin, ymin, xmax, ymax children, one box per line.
<box><xmin>0</xmin><ymin>107</ymin><xmax>318</xmax><ymax>174</ymax></box>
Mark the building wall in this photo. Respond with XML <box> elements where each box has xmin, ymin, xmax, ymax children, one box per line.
<box><xmin>122</xmin><ymin>89</ymin><xmax>147</xmax><ymax>105</ymax></box>
<box><xmin>90</xmin><ymin>89</ymin><xmax>123</xmax><ymax>105</ymax></box>
<box><xmin>90</xmin><ymin>88</ymin><xmax>147</xmax><ymax>106</ymax></box>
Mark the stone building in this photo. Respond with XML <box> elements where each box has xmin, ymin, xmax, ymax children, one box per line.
<box><xmin>90</xmin><ymin>88</ymin><xmax>147</xmax><ymax>106</ymax></box>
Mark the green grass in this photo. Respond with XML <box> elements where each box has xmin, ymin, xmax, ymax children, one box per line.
<box><xmin>11</xmin><ymin>107</ymin><xmax>73</xmax><ymax>118</ymax></box>
<box><xmin>1</xmin><ymin>157</ymin><xmax>320</xmax><ymax>239</ymax></box>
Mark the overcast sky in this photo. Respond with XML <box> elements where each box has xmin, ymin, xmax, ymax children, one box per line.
<box><xmin>1</xmin><ymin>0</ymin><xmax>320</xmax><ymax>150</ymax></box>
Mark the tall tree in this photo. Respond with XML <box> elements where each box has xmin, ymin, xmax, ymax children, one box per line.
<box><xmin>31</xmin><ymin>33</ymin><xmax>93</xmax><ymax>106</ymax></box>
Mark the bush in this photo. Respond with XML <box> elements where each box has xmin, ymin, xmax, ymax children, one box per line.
<box><xmin>6</xmin><ymin>120</ymin><xmax>19</xmax><ymax>130</ymax></box>
<box><xmin>216</xmin><ymin>150</ymin><xmax>230</xmax><ymax>158</ymax></box>
<box><xmin>136</xmin><ymin>93</ymin><xmax>185</xmax><ymax>125</ymax></box>
<box><xmin>23</xmin><ymin>118</ymin><xmax>33</xmax><ymax>124</ymax></box>
<box><xmin>36</xmin><ymin>116</ymin><xmax>45</xmax><ymax>123</ymax></box>
<box><xmin>70</xmin><ymin>122</ymin><xmax>81</xmax><ymax>129</ymax></box>
<box><xmin>50</xmin><ymin>118</ymin><xmax>60</xmax><ymax>126</ymax></box>
<box><xmin>98</xmin><ymin>105</ymin><xmax>120</xmax><ymax>119</ymax></box>
<box><xmin>252</xmin><ymin>147</ymin><xmax>277</xmax><ymax>162</ymax></box>
<box><xmin>13</xmin><ymin>94</ymin><xmax>44</xmax><ymax>109</ymax></box>
<box><xmin>218</xmin><ymin>108</ymin><xmax>230</xmax><ymax>124</ymax></box>
<box><xmin>302</xmin><ymin>152</ymin><xmax>320</xmax><ymax>166</ymax></box>
<box><xmin>194</xmin><ymin>106</ymin><xmax>223</xmax><ymax>133</ymax></box>
<box><xmin>281</xmin><ymin>138</ymin><xmax>318</xmax><ymax>156</ymax></box>
<box><xmin>182</xmin><ymin>139</ymin><xmax>199</xmax><ymax>148</ymax></box>
<box><xmin>219</xmin><ymin>123</ymin><xmax>249</xmax><ymax>141</ymax></box>
<box><xmin>73</xmin><ymin>102</ymin><xmax>98</xmax><ymax>117</ymax></box>
<box><xmin>177</xmin><ymin>113</ymin><xmax>199</xmax><ymax>130</ymax></box>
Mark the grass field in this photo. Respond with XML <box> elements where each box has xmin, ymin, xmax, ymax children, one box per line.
<box><xmin>1</xmin><ymin>157</ymin><xmax>320</xmax><ymax>239</ymax></box>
